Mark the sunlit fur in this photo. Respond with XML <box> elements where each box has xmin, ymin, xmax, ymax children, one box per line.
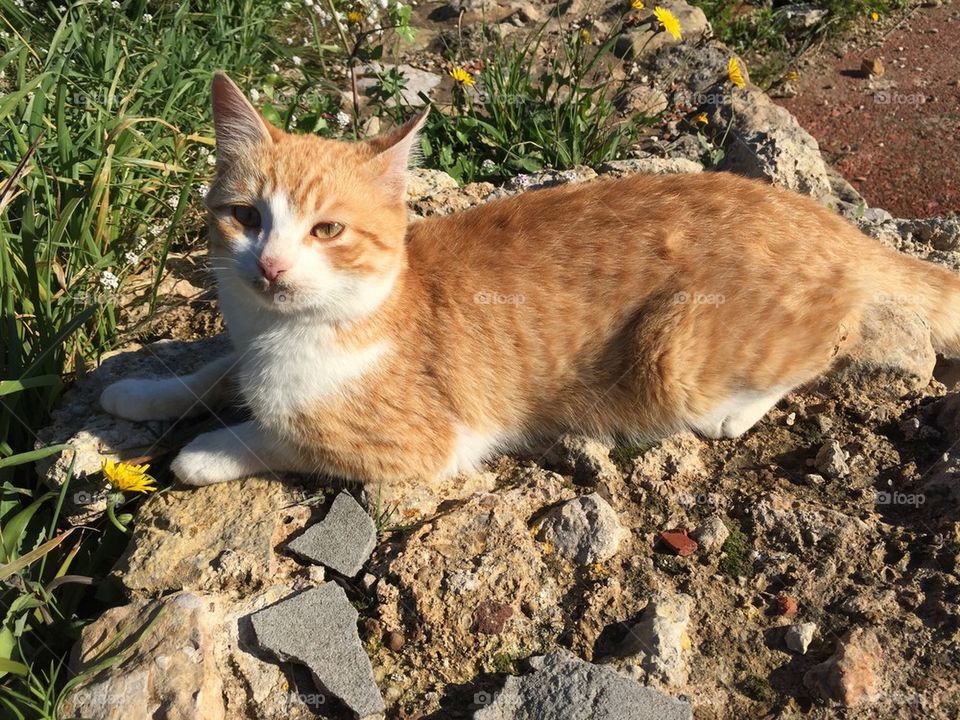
<box><xmin>130</xmin><ymin>74</ymin><xmax>960</xmax><ymax>490</ymax></box>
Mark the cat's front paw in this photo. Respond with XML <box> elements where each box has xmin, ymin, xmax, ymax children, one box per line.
<box><xmin>99</xmin><ymin>378</ymin><xmax>196</xmax><ymax>422</ymax></box>
<box><xmin>170</xmin><ymin>444</ymin><xmax>234</xmax><ymax>487</ymax></box>
<box><xmin>100</xmin><ymin>380</ymin><xmax>167</xmax><ymax>422</ymax></box>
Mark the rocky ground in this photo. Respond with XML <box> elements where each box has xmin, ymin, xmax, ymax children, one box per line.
<box><xmin>37</xmin><ymin>2</ymin><xmax>960</xmax><ymax>719</ymax></box>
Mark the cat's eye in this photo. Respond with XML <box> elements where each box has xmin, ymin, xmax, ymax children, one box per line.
<box><xmin>311</xmin><ymin>222</ymin><xmax>344</xmax><ymax>239</ymax></box>
<box><xmin>231</xmin><ymin>205</ymin><xmax>261</xmax><ymax>228</ymax></box>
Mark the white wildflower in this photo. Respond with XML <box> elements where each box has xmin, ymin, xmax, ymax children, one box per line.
<box><xmin>336</xmin><ymin>111</ymin><xmax>351</xmax><ymax>128</ymax></box>
<box><xmin>58</xmin><ymin>5</ymin><xmax>66</xmax><ymax>12</ymax></box>
<box><xmin>304</xmin><ymin>0</ymin><xmax>313</xmax><ymax>6</ymax></box>
<box><xmin>134</xmin><ymin>236</ymin><xmax>147</xmax><ymax>252</ymax></box>
<box><xmin>271</xmin><ymin>62</ymin><xmax>280</xmax><ymax>73</ymax></box>
<box><xmin>207</xmin><ymin>154</ymin><xmax>216</xmax><ymax>166</ymax></box>
<box><xmin>282</xmin><ymin>0</ymin><xmax>291</xmax><ymax>8</ymax></box>
<box><xmin>249</xmin><ymin>87</ymin><xmax>260</xmax><ymax>102</ymax></box>
<box><xmin>378</xmin><ymin>0</ymin><xmax>388</xmax><ymax>8</ymax></box>
<box><xmin>286</xmin><ymin>36</ymin><xmax>294</xmax><ymax>44</ymax></box>
<box><xmin>198</xmin><ymin>145</ymin><xmax>210</xmax><ymax>156</ymax></box>
<box><xmin>142</xmin><ymin>12</ymin><xmax>152</xmax><ymax>21</ymax></box>
<box><xmin>292</xmin><ymin>55</ymin><xmax>302</xmax><ymax>66</ymax></box>
<box><xmin>196</xmin><ymin>183</ymin><xmax>209</xmax><ymax>199</ymax></box>
<box><xmin>124</xmin><ymin>251</ymin><xmax>139</xmax><ymax>266</ymax></box>
<box><xmin>99</xmin><ymin>270</ymin><xmax>120</xmax><ymax>290</ymax></box>
<box><xmin>111</xmin><ymin>0</ymin><xmax>120</xmax><ymax>7</ymax></box>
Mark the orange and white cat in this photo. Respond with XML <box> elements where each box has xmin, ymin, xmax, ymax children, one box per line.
<box><xmin>100</xmin><ymin>72</ymin><xmax>960</xmax><ymax>488</ymax></box>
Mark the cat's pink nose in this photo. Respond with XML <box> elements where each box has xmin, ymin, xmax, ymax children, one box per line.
<box><xmin>257</xmin><ymin>257</ymin><xmax>290</xmax><ymax>282</ymax></box>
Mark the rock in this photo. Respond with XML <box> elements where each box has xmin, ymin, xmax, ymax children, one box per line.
<box><xmin>474</xmin><ymin>650</ymin><xmax>692</xmax><ymax>719</ymax></box>
<box><xmin>775</xmin><ymin>3</ymin><xmax>827</xmax><ymax>29</ymax></box>
<box><xmin>658</xmin><ymin>528</ymin><xmax>698</xmax><ymax>556</ymax></box>
<box><xmin>62</xmin><ymin>592</ymin><xmax>227</xmax><ymax>720</ymax></box>
<box><xmin>537</xmin><ymin>492</ymin><xmax>627</xmax><ymax>564</ymax></box>
<box><xmin>616</xmin><ymin>84</ymin><xmax>669</xmax><ymax>116</ymax></box>
<box><xmin>113</xmin><ymin>477</ymin><xmax>305</xmax><ymax>596</ymax></box>
<box><xmin>356</xmin><ymin>63</ymin><xmax>441</xmax><ymax>107</ymax></box>
<box><xmin>67</xmin><ymin>586</ymin><xmax>325</xmax><ymax>720</ymax></box>
<box><xmin>250</xmin><ymin>583</ymin><xmax>385</xmax><ymax>718</ymax></box>
<box><xmin>712</xmin><ymin>87</ymin><xmax>834</xmax><ymax>202</ymax></box>
<box><xmin>384</xmin><ymin>631</ymin><xmax>405</xmax><ymax>652</ymax></box>
<box><xmin>861</xmin><ymin>56</ymin><xmax>885</xmax><ymax>78</ymax></box>
<box><xmin>543</xmin><ymin>433</ymin><xmax>621</xmax><ymax>485</ymax></box>
<box><xmin>473</xmin><ymin>599</ymin><xmax>514</xmax><ymax>635</ymax></box>
<box><xmin>803</xmin><ymin>627</ymin><xmax>882</xmax><ymax>706</ymax></box>
<box><xmin>596</xmin><ymin>157</ymin><xmax>703</xmax><ymax>177</ymax></box>
<box><xmin>690</xmin><ymin>516</ymin><xmax>729</xmax><ymax>553</ymax></box>
<box><xmin>406</xmin><ymin>167</ymin><xmax>459</xmax><ymax>201</ymax></box>
<box><xmin>287</xmin><ymin>492</ymin><xmax>377</xmax><ymax>577</ymax></box>
<box><xmin>814</xmin><ymin>440</ymin><xmax>850</xmax><ymax>479</ymax></box>
<box><xmin>374</xmin><ymin>469</ymin><xmax>576</xmax><ymax>699</ymax></box>
<box><xmin>750</xmin><ymin>492</ymin><xmax>873</xmax><ymax>555</ymax></box>
<box><xmin>502</xmin><ymin>166</ymin><xmax>598</xmax><ymax>193</ymax></box>
<box><xmin>828</xmin><ymin>301</ymin><xmax>936</xmax><ymax>394</ymax></box>
<box><xmin>621</xmin><ymin>593</ymin><xmax>693</xmax><ymax>687</ymax></box>
<box><xmin>613</xmin><ymin>1</ymin><xmax>710</xmax><ymax>60</ymax></box>
<box><xmin>34</xmin><ymin>335</ymin><xmax>234</xmax><ymax>524</ymax></box>
<box><xmin>785</xmin><ymin>622</ymin><xmax>817</xmax><ymax>654</ymax></box>
<box><xmin>775</xmin><ymin>594</ymin><xmax>799</xmax><ymax>618</ymax></box>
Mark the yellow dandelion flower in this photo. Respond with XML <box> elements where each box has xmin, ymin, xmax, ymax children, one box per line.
<box><xmin>631</xmin><ymin>0</ymin><xmax>644</xmax><ymax>9</ymax></box>
<box><xmin>449</xmin><ymin>66</ymin><xmax>475</xmax><ymax>86</ymax></box>
<box><xmin>786</xmin><ymin>70</ymin><xmax>798</xmax><ymax>82</ymax></box>
<box><xmin>101</xmin><ymin>459</ymin><xmax>157</xmax><ymax>494</ymax></box>
<box><xmin>654</xmin><ymin>6</ymin><xmax>682</xmax><ymax>41</ymax></box>
<box><xmin>580</xmin><ymin>28</ymin><xmax>592</xmax><ymax>43</ymax></box>
<box><xmin>870</xmin><ymin>11</ymin><xmax>879</xmax><ymax>22</ymax></box>
<box><xmin>728</xmin><ymin>57</ymin><xmax>746</xmax><ymax>88</ymax></box>
<box><xmin>347</xmin><ymin>10</ymin><xmax>363</xmax><ymax>24</ymax></box>
<box><xmin>694</xmin><ymin>112</ymin><xmax>708</xmax><ymax>125</ymax></box>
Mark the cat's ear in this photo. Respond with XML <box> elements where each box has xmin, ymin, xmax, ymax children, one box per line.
<box><xmin>211</xmin><ymin>72</ymin><xmax>282</xmax><ymax>168</ymax></box>
<box><xmin>367</xmin><ymin>106</ymin><xmax>430</xmax><ymax>201</ymax></box>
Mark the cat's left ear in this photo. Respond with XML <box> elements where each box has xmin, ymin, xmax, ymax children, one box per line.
<box><xmin>211</xmin><ymin>72</ymin><xmax>283</xmax><ymax>169</ymax></box>
<box><xmin>367</xmin><ymin>106</ymin><xmax>430</xmax><ymax>201</ymax></box>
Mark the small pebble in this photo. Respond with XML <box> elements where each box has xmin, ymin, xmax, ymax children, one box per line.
<box><xmin>785</xmin><ymin>622</ymin><xmax>817</xmax><ymax>654</ymax></box>
<box><xmin>658</xmin><ymin>529</ymin><xmax>698</xmax><ymax>557</ymax></box>
<box><xmin>776</xmin><ymin>594</ymin><xmax>799</xmax><ymax>618</ymax></box>
<box><xmin>385</xmin><ymin>631</ymin><xmax>405</xmax><ymax>652</ymax></box>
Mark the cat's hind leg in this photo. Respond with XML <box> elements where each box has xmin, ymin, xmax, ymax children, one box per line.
<box><xmin>690</xmin><ymin>388</ymin><xmax>789</xmax><ymax>439</ymax></box>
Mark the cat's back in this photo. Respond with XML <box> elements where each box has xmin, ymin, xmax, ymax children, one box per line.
<box><xmin>406</xmin><ymin>170</ymin><xmax>859</xmax><ymax>273</ymax></box>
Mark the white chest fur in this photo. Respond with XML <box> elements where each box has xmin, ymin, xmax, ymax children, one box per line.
<box><xmin>218</xmin><ymin>280</ymin><xmax>391</xmax><ymax>430</ymax></box>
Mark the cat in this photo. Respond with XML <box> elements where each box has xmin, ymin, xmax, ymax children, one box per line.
<box><xmin>100</xmin><ymin>72</ymin><xmax>960</xmax><ymax>490</ymax></box>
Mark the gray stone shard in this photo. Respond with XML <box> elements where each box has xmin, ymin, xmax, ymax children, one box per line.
<box><xmin>473</xmin><ymin>650</ymin><xmax>692</xmax><ymax>720</ymax></box>
<box><xmin>288</xmin><ymin>492</ymin><xmax>377</xmax><ymax>577</ymax></box>
<box><xmin>249</xmin><ymin>583</ymin><xmax>385</xmax><ymax>718</ymax></box>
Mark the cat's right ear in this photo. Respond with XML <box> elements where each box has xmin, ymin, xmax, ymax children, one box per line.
<box><xmin>211</xmin><ymin>72</ymin><xmax>282</xmax><ymax>169</ymax></box>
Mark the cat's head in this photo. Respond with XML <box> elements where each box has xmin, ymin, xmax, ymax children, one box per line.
<box><xmin>205</xmin><ymin>72</ymin><xmax>426</xmax><ymax>322</ymax></box>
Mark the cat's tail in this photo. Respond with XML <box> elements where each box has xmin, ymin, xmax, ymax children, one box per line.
<box><xmin>875</xmin><ymin>248</ymin><xmax>960</xmax><ymax>357</ymax></box>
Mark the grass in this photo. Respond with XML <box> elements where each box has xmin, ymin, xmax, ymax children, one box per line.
<box><xmin>690</xmin><ymin>0</ymin><xmax>914</xmax><ymax>87</ymax></box>
<box><xmin>0</xmin><ymin>0</ymin><xmax>673</xmax><ymax>714</ymax></box>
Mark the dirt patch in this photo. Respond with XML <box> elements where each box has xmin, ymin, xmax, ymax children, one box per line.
<box><xmin>778</xmin><ymin>3</ymin><xmax>960</xmax><ymax>218</ymax></box>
